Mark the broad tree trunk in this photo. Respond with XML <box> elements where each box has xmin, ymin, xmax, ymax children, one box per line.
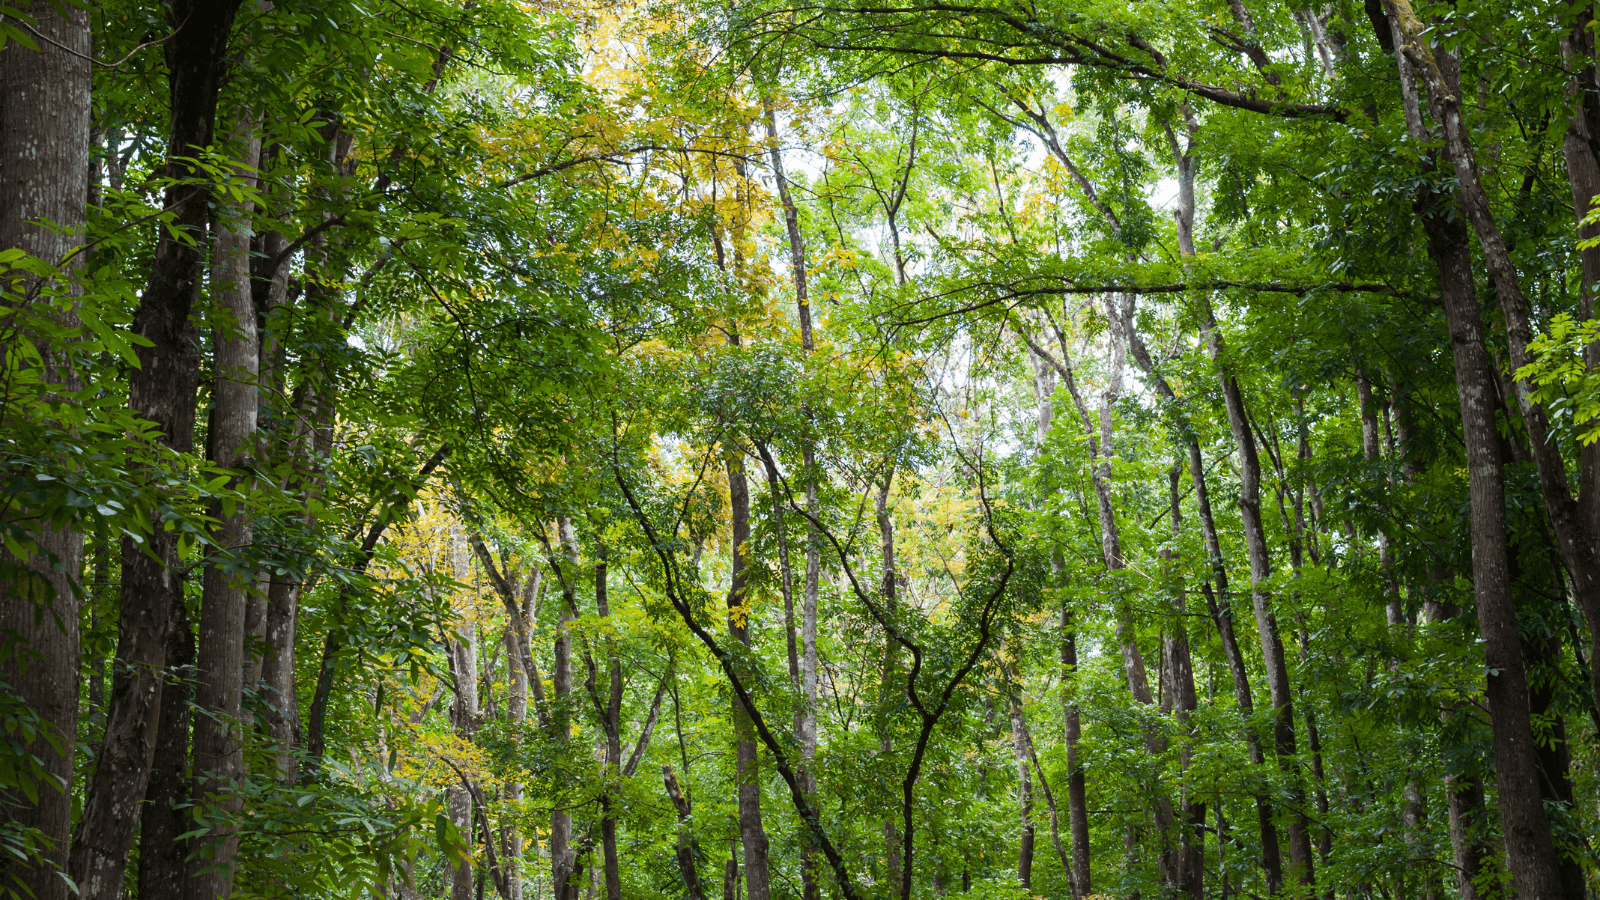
<box><xmin>1412</xmin><ymin>171</ymin><xmax>1570</xmax><ymax>898</ymax></box>
<box><xmin>1394</xmin><ymin>22</ymin><xmax>1600</xmax><ymax>878</ymax></box>
<box><xmin>184</xmin><ymin>109</ymin><xmax>263</xmax><ymax>900</ymax></box>
<box><xmin>74</xmin><ymin>5</ymin><xmax>243</xmax><ymax>896</ymax></box>
<box><xmin>0</xmin><ymin>5</ymin><xmax>89</xmax><ymax>899</ymax></box>
<box><xmin>137</xmin><ymin>601</ymin><xmax>195</xmax><ymax>900</ymax></box>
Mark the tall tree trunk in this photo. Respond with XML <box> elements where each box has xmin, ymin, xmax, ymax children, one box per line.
<box><xmin>0</xmin><ymin>5</ymin><xmax>88</xmax><ymax>899</ymax></box>
<box><xmin>596</xmin><ymin>547</ymin><xmax>623</xmax><ymax>900</ymax></box>
<box><xmin>1396</xmin><ymin>0</ymin><xmax>1600</xmax><ymax>784</ymax></box>
<box><xmin>765</xmin><ymin>95</ymin><xmax>823</xmax><ymax>900</ymax></box>
<box><xmin>1164</xmin><ymin>464</ymin><xmax>1205</xmax><ymax>900</ymax></box>
<box><xmin>1007</xmin><ymin>693</ymin><xmax>1035</xmax><ymax>890</ymax></box>
<box><xmin>184</xmin><ymin>109</ymin><xmax>263</xmax><ymax>900</ymax></box>
<box><xmin>726</xmin><ymin>450</ymin><xmax>772</xmax><ymax>900</ymax></box>
<box><xmin>448</xmin><ymin>527</ymin><xmax>480</xmax><ymax>900</ymax></box>
<box><xmin>552</xmin><ymin>518</ymin><xmax>578</xmax><ymax>900</ymax></box>
<box><xmin>73</xmin><ymin>5</ymin><xmax>243</xmax><ymax>896</ymax></box>
<box><xmin>505</xmin><ymin>623</ymin><xmax>527</xmax><ymax>900</ymax></box>
<box><xmin>1411</xmin><ymin>171</ymin><xmax>1570</xmax><ymax>898</ymax></box>
<box><xmin>137</xmin><ymin>601</ymin><xmax>195</xmax><ymax>900</ymax></box>
<box><xmin>875</xmin><ymin>480</ymin><xmax>904</xmax><ymax>896</ymax></box>
<box><xmin>664</xmin><ymin>766</ymin><xmax>707</xmax><ymax>900</ymax></box>
<box><xmin>1197</xmin><ymin>295</ymin><xmax>1316</xmax><ymax>889</ymax></box>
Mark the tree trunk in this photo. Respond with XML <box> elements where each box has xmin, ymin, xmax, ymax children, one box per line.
<box><xmin>0</xmin><ymin>5</ymin><xmax>89</xmax><ymax>899</ymax></box>
<box><xmin>874</xmin><ymin>480</ymin><xmax>904</xmax><ymax>897</ymax></box>
<box><xmin>1411</xmin><ymin>171</ymin><xmax>1570</xmax><ymax>898</ymax></box>
<box><xmin>1007</xmin><ymin>693</ymin><xmax>1035</xmax><ymax>890</ymax></box>
<box><xmin>1061</xmin><ymin>605</ymin><xmax>1090</xmax><ymax>900</ymax></box>
<box><xmin>664</xmin><ymin>766</ymin><xmax>708</xmax><ymax>900</ymax></box>
<box><xmin>137</xmin><ymin>601</ymin><xmax>195</xmax><ymax>900</ymax></box>
<box><xmin>726</xmin><ymin>450</ymin><xmax>772</xmax><ymax>900</ymax></box>
<box><xmin>766</xmin><ymin>96</ymin><xmax>823</xmax><ymax>900</ymax></box>
<box><xmin>449</xmin><ymin>527</ymin><xmax>480</xmax><ymax>900</ymax></box>
<box><xmin>183</xmin><ymin>109</ymin><xmax>263</xmax><ymax>900</ymax></box>
<box><xmin>1197</xmin><ymin>295</ymin><xmax>1315</xmax><ymax>888</ymax></box>
<box><xmin>505</xmin><ymin>624</ymin><xmax>526</xmax><ymax>900</ymax></box>
<box><xmin>1164</xmin><ymin>464</ymin><xmax>1205</xmax><ymax>900</ymax></box>
<box><xmin>552</xmin><ymin>518</ymin><xmax>577</xmax><ymax>900</ymax></box>
<box><xmin>1396</xmin><ymin>0</ymin><xmax>1600</xmax><ymax>793</ymax></box>
<box><xmin>596</xmin><ymin>548</ymin><xmax>623</xmax><ymax>900</ymax></box>
<box><xmin>74</xmin><ymin>4</ymin><xmax>243</xmax><ymax>896</ymax></box>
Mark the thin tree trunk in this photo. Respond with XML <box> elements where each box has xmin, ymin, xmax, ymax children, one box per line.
<box><xmin>596</xmin><ymin>547</ymin><xmax>623</xmax><ymax>900</ymax></box>
<box><xmin>183</xmin><ymin>107</ymin><xmax>263</xmax><ymax>900</ymax></box>
<box><xmin>1007</xmin><ymin>693</ymin><xmax>1035</xmax><ymax>890</ymax></box>
<box><xmin>552</xmin><ymin>518</ymin><xmax>578</xmax><ymax>900</ymax></box>
<box><xmin>448</xmin><ymin>526</ymin><xmax>480</xmax><ymax>900</ymax></box>
<box><xmin>1164</xmin><ymin>464</ymin><xmax>1205</xmax><ymax>900</ymax></box>
<box><xmin>664</xmin><ymin>766</ymin><xmax>708</xmax><ymax>900</ymax></box>
<box><xmin>506</xmin><ymin>624</ymin><xmax>527</xmax><ymax>900</ymax></box>
<box><xmin>766</xmin><ymin>94</ymin><xmax>823</xmax><ymax>900</ymax></box>
<box><xmin>726</xmin><ymin>451</ymin><xmax>772</xmax><ymax>900</ymax></box>
<box><xmin>875</xmin><ymin>480</ymin><xmax>904</xmax><ymax>896</ymax></box>
<box><xmin>1197</xmin><ymin>294</ymin><xmax>1316</xmax><ymax>888</ymax></box>
<box><xmin>0</xmin><ymin>5</ymin><xmax>88</xmax><ymax>899</ymax></box>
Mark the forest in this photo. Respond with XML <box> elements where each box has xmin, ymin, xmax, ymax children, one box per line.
<box><xmin>3</xmin><ymin>0</ymin><xmax>1600</xmax><ymax>898</ymax></box>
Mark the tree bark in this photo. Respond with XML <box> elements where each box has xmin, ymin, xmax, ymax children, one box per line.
<box><xmin>1412</xmin><ymin>173</ymin><xmax>1571</xmax><ymax>898</ymax></box>
<box><xmin>1196</xmin><ymin>295</ymin><xmax>1316</xmax><ymax>889</ymax></box>
<box><xmin>664</xmin><ymin>765</ymin><xmax>708</xmax><ymax>900</ymax></box>
<box><xmin>1394</xmin><ymin>0</ymin><xmax>1600</xmax><ymax>761</ymax></box>
<box><xmin>765</xmin><ymin>94</ymin><xmax>823</xmax><ymax>900</ymax></box>
<box><xmin>0</xmin><ymin>5</ymin><xmax>89</xmax><ymax>898</ymax></box>
<box><xmin>137</xmin><ymin>600</ymin><xmax>195</xmax><ymax>900</ymax></box>
<box><xmin>552</xmin><ymin>518</ymin><xmax>578</xmax><ymax>900</ymax></box>
<box><xmin>73</xmin><ymin>4</ymin><xmax>243</xmax><ymax>896</ymax></box>
<box><xmin>726</xmin><ymin>450</ymin><xmax>772</xmax><ymax>900</ymax></box>
<box><xmin>184</xmin><ymin>109</ymin><xmax>263</xmax><ymax>900</ymax></box>
<box><xmin>448</xmin><ymin>526</ymin><xmax>479</xmax><ymax>900</ymax></box>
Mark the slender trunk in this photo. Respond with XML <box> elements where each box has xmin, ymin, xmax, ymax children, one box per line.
<box><xmin>767</xmin><ymin>95</ymin><xmax>823</xmax><ymax>900</ymax></box>
<box><xmin>448</xmin><ymin>528</ymin><xmax>479</xmax><ymax>900</ymax></box>
<box><xmin>137</xmin><ymin>601</ymin><xmax>195</xmax><ymax>900</ymax></box>
<box><xmin>875</xmin><ymin>480</ymin><xmax>904</xmax><ymax>896</ymax></box>
<box><xmin>1061</xmin><ymin>602</ymin><xmax>1090</xmax><ymax>900</ymax></box>
<box><xmin>664</xmin><ymin>766</ymin><xmax>708</xmax><ymax>900</ymax></box>
<box><xmin>1007</xmin><ymin>693</ymin><xmax>1035</xmax><ymax>890</ymax></box>
<box><xmin>726</xmin><ymin>451</ymin><xmax>772</xmax><ymax>900</ymax></box>
<box><xmin>1197</xmin><ymin>295</ymin><xmax>1315</xmax><ymax>888</ymax></box>
<box><xmin>506</xmin><ymin>626</ymin><xmax>526</xmax><ymax>900</ymax></box>
<box><xmin>184</xmin><ymin>110</ymin><xmax>263</xmax><ymax>900</ymax></box>
<box><xmin>1413</xmin><ymin>173</ymin><xmax>1569</xmax><ymax>898</ymax></box>
<box><xmin>552</xmin><ymin>520</ymin><xmax>576</xmax><ymax>900</ymax></box>
<box><xmin>0</xmin><ymin>5</ymin><xmax>88</xmax><ymax>900</ymax></box>
<box><xmin>596</xmin><ymin>549</ymin><xmax>622</xmax><ymax>900</ymax></box>
<box><xmin>1164</xmin><ymin>464</ymin><xmax>1205</xmax><ymax>900</ymax></box>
